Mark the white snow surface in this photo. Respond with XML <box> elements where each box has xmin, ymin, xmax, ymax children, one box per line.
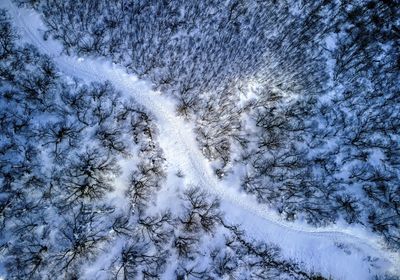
<box><xmin>2</xmin><ymin>1</ymin><xmax>399</xmax><ymax>279</ymax></box>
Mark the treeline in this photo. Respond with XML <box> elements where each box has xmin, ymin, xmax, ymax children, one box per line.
<box><xmin>0</xmin><ymin>10</ymin><xmax>328</xmax><ymax>279</ymax></box>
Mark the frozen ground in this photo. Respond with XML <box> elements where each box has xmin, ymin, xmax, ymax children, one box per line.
<box><xmin>2</xmin><ymin>1</ymin><xmax>399</xmax><ymax>279</ymax></box>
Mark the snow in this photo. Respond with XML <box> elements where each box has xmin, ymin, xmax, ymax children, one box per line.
<box><xmin>2</xmin><ymin>0</ymin><xmax>399</xmax><ymax>278</ymax></box>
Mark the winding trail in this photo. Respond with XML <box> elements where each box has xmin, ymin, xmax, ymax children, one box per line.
<box><xmin>3</xmin><ymin>1</ymin><xmax>399</xmax><ymax>278</ymax></box>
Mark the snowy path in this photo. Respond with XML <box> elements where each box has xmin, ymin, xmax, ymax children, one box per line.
<box><xmin>3</xmin><ymin>1</ymin><xmax>399</xmax><ymax>278</ymax></box>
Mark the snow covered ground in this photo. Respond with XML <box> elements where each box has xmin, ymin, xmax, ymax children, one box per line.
<box><xmin>2</xmin><ymin>1</ymin><xmax>399</xmax><ymax>278</ymax></box>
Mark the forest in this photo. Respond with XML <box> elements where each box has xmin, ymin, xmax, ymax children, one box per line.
<box><xmin>18</xmin><ymin>0</ymin><xmax>399</xmax><ymax>249</ymax></box>
<box><xmin>0</xmin><ymin>9</ymin><xmax>330</xmax><ymax>279</ymax></box>
<box><xmin>1</xmin><ymin>0</ymin><xmax>400</xmax><ymax>279</ymax></box>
